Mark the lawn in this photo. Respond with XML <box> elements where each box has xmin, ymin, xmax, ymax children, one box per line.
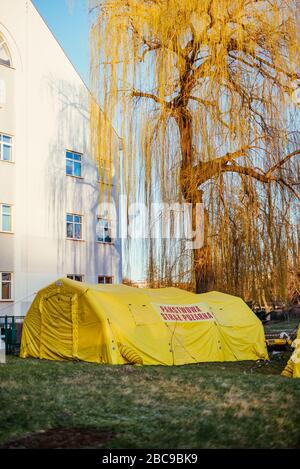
<box><xmin>264</xmin><ymin>318</ymin><xmax>299</xmax><ymax>334</ymax></box>
<box><xmin>0</xmin><ymin>355</ymin><xmax>300</xmax><ymax>449</ymax></box>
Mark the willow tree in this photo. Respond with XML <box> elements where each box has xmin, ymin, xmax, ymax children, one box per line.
<box><xmin>90</xmin><ymin>0</ymin><xmax>300</xmax><ymax>300</ymax></box>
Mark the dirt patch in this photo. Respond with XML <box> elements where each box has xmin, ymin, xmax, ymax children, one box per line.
<box><xmin>0</xmin><ymin>427</ymin><xmax>115</xmax><ymax>449</ymax></box>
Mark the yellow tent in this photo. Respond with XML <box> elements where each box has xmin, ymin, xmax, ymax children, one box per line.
<box><xmin>20</xmin><ymin>278</ymin><xmax>268</xmax><ymax>365</ymax></box>
<box><xmin>281</xmin><ymin>325</ymin><xmax>300</xmax><ymax>378</ymax></box>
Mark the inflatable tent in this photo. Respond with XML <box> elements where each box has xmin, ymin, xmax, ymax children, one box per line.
<box><xmin>20</xmin><ymin>278</ymin><xmax>268</xmax><ymax>365</ymax></box>
<box><xmin>281</xmin><ymin>325</ymin><xmax>300</xmax><ymax>378</ymax></box>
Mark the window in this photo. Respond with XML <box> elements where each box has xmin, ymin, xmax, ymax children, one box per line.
<box><xmin>97</xmin><ymin>217</ymin><xmax>113</xmax><ymax>243</ymax></box>
<box><xmin>0</xmin><ymin>273</ymin><xmax>12</xmax><ymax>300</ymax></box>
<box><xmin>0</xmin><ymin>134</ymin><xmax>12</xmax><ymax>161</ymax></box>
<box><xmin>66</xmin><ymin>151</ymin><xmax>82</xmax><ymax>178</ymax></box>
<box><xmin>66</xmin><ymin>213</ymin><xmax>83</xmax><ymax>240</ymax></box>
<box><xmin>67</xmin><ymin>275</ymin><xmax>84</xmax><ymax>282</ymax></box>
<box><xmin>0</xmin><ymin>36</ymin><xmax>11</xmax><ymax>67</ymax></box>
<box><xmin>98</xmin><ymin>276</ymin><xmax>113</xmax><ymax>285</ymax></box>
<box><xmin>0</xmin><ymin>204</ymin><xmax>12</xmax><ymax>232</ymax></box>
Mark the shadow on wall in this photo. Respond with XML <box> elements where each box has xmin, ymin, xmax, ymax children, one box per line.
<box><xmin>45</xmin><ymin>76</ymin><xmax>121</xmax><ymax>282</ymax></box>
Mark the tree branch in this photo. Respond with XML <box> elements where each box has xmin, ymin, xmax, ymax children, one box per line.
<box><xmin>189</xmin><ymin>96</ymin><xmax>215</xmax><ymax>107</ymax></box>
<box><xmin>131</xmin><ymin>89</ymin><xmax>167</xmax><ymax>107</ymax></box>
<box><xmin>229</xmin><ymin>51</ymin><xmax>300</xmax><ymax>82</ymax></box>
<box><xmin>215</xmin><ymin>146</ymin><xmax>254</xmax><ymax>165</ymax></box>
<box><xmin>221</xmin><ymin>164</ymin><xmax>276</xmax><ymax>183</ymax></box>
<box><xmin>220</xmin><ymin>164</ymin><xmax>300</xmax><ymax>200</ymax></box>
<box><xmin>266</xmin><ymin>149</ymin><xmax>300</xmax><ymax>176</ymax></box>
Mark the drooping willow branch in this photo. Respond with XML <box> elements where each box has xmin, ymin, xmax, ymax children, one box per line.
<box><xmin>90</xmin><ymin>0</ymin><xmax>300</xmax><ymax>302</ymax></box>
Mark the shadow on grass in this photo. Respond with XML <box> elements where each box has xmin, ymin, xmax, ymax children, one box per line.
<box><xmin>0</xmin><ymin>427</ymin><xmax>116</xmax><ymax>449</ymax></box>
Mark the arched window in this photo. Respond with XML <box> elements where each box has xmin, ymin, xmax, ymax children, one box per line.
<box><xmin>0</xmin><ymin>35</ymin><xmax>12</xmax><ymax>67</ymax></box>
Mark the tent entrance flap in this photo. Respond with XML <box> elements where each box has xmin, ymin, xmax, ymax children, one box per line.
<box><xmin>39</xmin><ymin>292</ymin><xmax>78</xmax><ymax>361</ymax></box>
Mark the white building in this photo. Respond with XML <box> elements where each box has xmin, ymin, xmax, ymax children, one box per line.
<box><xmin>0</xmin><ymin>0</ymin><xmax>122</xmax><ymax>317</ymax></box>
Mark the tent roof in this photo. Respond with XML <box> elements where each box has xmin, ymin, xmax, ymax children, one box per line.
<box><xmin>49</xmin><ymin>278</ymin><xmax>243</xmax><ymax>303</ymax></box>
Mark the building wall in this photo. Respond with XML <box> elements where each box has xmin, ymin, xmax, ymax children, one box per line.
<box><xmin>0</xmin><ymin>0</ymin><xmax>122</xmax><ymax>316</ymax></box>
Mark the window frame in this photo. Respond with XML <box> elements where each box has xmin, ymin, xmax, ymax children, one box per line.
<box><xmin>0</xmin><ymin>203</ymin><xmax>13</xmax><ymax>233</ymax></box>
<box><xmin>98</xmin><ymin>276</ymin><xmax>113</xmax><ymax>285</ymax></box>
<box><xmin>97</xmin><ymin>216</ymin><xmax>114</xmax><ymax>244</ymax></box>
<box><xmin>0</xmin><ymin>133</ymin><xmax>13</xmax><ymax>162</ymax></box>
<box><xmin>66</xmin><ymin>213</ymin><xmax>84</xmax><ymax>241</ymax></box>
<box><xmin>0</xmin><ymin>272</ymin><xmax>13</xmax><ymax>301</ymax></box>
<box><xmin>66</xmin><ymin>150</ymin><xmax>83</xmax><ymax>179</ymax></box>
<box><xmin>0</xmin><ymin>37</ymin><xmax>12</xmax><ymax>68</ymax></box>
<box><xmin>66</xmin><ymin>274</ymin><xmax>84</xmax><ymax>282</ymax></box>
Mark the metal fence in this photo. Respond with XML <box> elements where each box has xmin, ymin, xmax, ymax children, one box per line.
<box><xmin>0</xmin><ymin>316</ymin><xmax>25</xmax><ymax>355</ymax></box>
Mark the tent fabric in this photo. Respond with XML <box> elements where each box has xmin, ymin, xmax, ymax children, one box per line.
<box><xmin>281</xmin><ymin>326</ymin><xmax>300</xmax><ymax>378</ymax></box>
<box><xmin>20</xmin><ymin>278</ymin><xmax>268</xmax><ymax>365</ymax></box>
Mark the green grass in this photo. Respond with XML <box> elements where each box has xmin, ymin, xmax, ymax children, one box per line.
<box><xmin>0</xmin><ymin>355</ymin><xmax>300</xmax><ymax>449</ymax></box>
<box><xmin>264</xmin><ymin>318</ymin><xmax>299</xmax><ymax>334</ymax></box>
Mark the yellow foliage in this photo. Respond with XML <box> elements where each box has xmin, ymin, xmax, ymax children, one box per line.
<box><xmin>90</xmin><ymin>0</ymin><xmax>300</xmax><ymax>302</ymax></box>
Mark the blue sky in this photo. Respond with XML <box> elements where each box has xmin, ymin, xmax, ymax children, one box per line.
<box><xmin>33</xmin><ymin>0</ymin><xmax>90</xmax><ymax>85</ymax></box>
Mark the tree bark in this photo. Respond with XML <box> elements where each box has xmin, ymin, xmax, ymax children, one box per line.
<box><xmin>191</xmin><ymin>188</ymin><xmax>212</xmax><ymax>293</ymax></box>
<box><xmin>175</xmin><ymin>108</ymin><xmax>211</xmax><ymax>293</ymax></box>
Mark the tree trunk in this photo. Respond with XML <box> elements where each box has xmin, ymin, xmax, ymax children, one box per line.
<box><xmin>192</xmin><ymin>190</ymin><xmax>212</xmax><ymax>293</ymax></box>
<box><xmin>175</xmin><ymin>108</ymin><xmax>211</xmax><ymax>293</ymax></box>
